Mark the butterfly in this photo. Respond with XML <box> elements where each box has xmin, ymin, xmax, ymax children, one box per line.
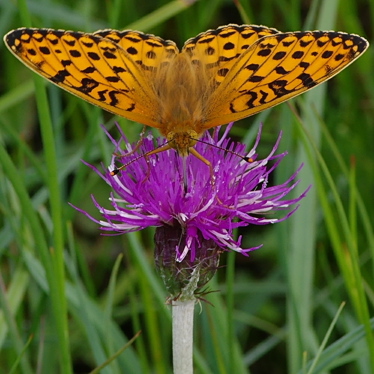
<box><xmin>4</xmin><ymin>24</ymin><xmax>369</xmax><ymax>167</ymax></box>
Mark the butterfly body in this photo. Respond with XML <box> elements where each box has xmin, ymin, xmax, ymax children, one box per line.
<box><xmin>4</xmin><ymin>24</ymin><xmax>369</xmax><ymax>157</ymax></box>
<box><xmin>154</xmin><ymin>53</ymin><xmax>209</xmax><ymax>137</ymax></box>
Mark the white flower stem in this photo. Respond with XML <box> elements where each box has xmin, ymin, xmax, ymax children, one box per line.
<box><xmin>172</xmin><ymin>299</ymin><xmax>195</xmax><ymax>374</ymax></box>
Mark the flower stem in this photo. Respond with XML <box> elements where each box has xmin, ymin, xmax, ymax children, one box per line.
<box><xmin>172</xmin><ymin>299</ymin><xmax>195</xmax><ymax>374</ymax></box>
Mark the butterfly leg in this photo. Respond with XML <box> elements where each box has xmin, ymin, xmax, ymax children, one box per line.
<box><xmin>113</xmin><ymin>125</ymin><xmax>148</xmax><ymax>158</ymax></box>
<box><xmin>140</xmin><ymin>154</ymin><xmax>152</xmax><ymax>185</ymax></box>
<box><xmin>189</xmin><ymin>148</ymin><xmax>217</xmax><ymax>190</ymax></box>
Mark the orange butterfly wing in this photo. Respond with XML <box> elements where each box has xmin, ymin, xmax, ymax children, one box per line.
<box><xmin>185</xmin><ymin>28</ymin><xmax>368</xmax><ymax>128</ymax></box>
<box><xmin>4</xmin><ymin>28</ymin><xmax>179</xmax><ymax>128</ymax></box>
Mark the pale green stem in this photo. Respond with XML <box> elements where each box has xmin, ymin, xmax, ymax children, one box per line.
<box><xmin>172</xmin><ymin>299</ymin><xmax>195</xmax><ymax>374</ymax></box>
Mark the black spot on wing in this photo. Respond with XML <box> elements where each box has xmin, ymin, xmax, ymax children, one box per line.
<box><xmin>108</xmin><ymin>90</ymin><xmax>120</xmax><ymax>106</ymax></box>
<box><xmin>69</xmin><ymin>49</ymin><xmax>81</xmax><ymax>58</ymax></box>
<box><xmin>299</xmin><ymin>61</ymin><xmax>310</xmax><ymax>68</ymax></box>
<box><xmin>246</xmin><ymin>63</ymin><xmax>260</xmax><ymax>71</ymax></box>
<box><xmin>248</xmin><ymin>75</ymin><xmax>264</xmax><ymax>83</ymax></box>
<box><xmin>300</xmin><ymin>39</ymin><xmax>313</xmax><ymax>47</ymax></box>
<box><xmin>223</xmin><ymin>42</ymin><xmax>235</xmax><ymax>50</ymax></box>
<box><xmin>245</xmin><ymin>91</ymin><xmax>258</xmax><ymax>108</ymax></box>
<box><xmin>126</xmin><ymin>102</ymin><xmax>136</xmax><ymax>112</ymax></box>
<box><xmin>87</xmin><ymin>52</ymin><xmax>100</xmax><ymax>61</ymax></box>
<box><xmin>275</xmin><ymin>66</ymin><xmax>289</xmax><ymax>75</ymax></box>
<box><xmin>206</xmin><ymin>46</ymin><xmax>215</xmax><ymax>55</ymax></box>
<box><xmin>146</xmin><ymin>51</ymin><xmax>156</xmax><ymax>59</ymax></box>
<box><xmin>113</xmin><ymin>66</ymin><xmax>126</xmax><ymax>73</ymax></box>
<box><xmin>97</xmin><ymin>90</ymin><xmax>108</xmax><ymax>101</ymax></box>
<box><xmin>218</xmin><ymin>68</ymin><xmax>229</xmax><ymax>77</ymax></box>
<box><xmin>80</xmin><ymin>37</ymin><xmax>94</xmax><ymax>48</ymax></box>
<box><xmin>51</xmin><ymin>69</ymin><xmax>71</xmax><ymax>83</ymax></box>
<box><xmin>268</xmin><ymin>80</ymin><xmax>291</xmax><ymax>97</ymax></box>
<box><xmin>81</xmin><ymin>66</ymin><xmax>96</xmax><ymax>73</ymax></box>
<box><xmin>106</xmin><ymin>76</ymin><xmax>121</xmax><ymax>82</ymax></box>
<box><xmin>334</xmin><ymin>53</ymin><xmax>345</xmax><ymax>61</ymax></box>
<box><xmin>103</xmin><ymin>51</ymin><xmax>116</xmax><ymax>59</ymax></box>
<box><xmin>317</xmin><ymin>39</ymin><xmax>328</xmax><ymax>47</ymax></box>
<box><xmin>297</xmin><ymin>73</ymin><xmax>317</xmax><ymax>88</ymax></box>
<box><xmin>257</xmin><ymin>48</ymin><xmax>272</xmax><ymax>57</ymax></box>
<box><xmin>292</xmin><ymin>51</ymin><xmax>304</xmax><ymax>59</ymax></box>
<box><xmin>78</xmin><ymin>78</ymin><xmax>99</xmax><ymax>93</ymax></box>
<box><xmin>321</xmin><ymin>50</ymin><xmax>333</xmax><ymax>59</ymax></box>
<box><xmin>282</xmin><ymin>40</ymin><xmax>295</xmax><ymax>47</ymax></box>
<box><xmin>259</xmin><ymin>90</ymin><xmax>268</xmax><ymax>104</ymax></box>
<box><xmin>64</xmin><ymin>38</ymin><xmax>76</xmax><ymax>47</ymax></box>
<box><xmin>39</xmin><ymin>46</ymin><xmax>51</xmax><ymax>55</ymax></box>
<box><xmin>273</xmin><ymin>51</ymin><xmax>286</xmax><ymax>60</ymax></box>
<box><xmin>127</xmin><ymin>46</ymin><xmax>137</xmax><ymax>55</ymax></box>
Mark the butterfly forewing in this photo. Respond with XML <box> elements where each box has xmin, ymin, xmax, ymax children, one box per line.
<box><xmin>202</xmin><ymin>30</ymin><xmax>368</xmax><ymax>128</ymax></box>
<box><xmin>4</xmin><ymin>28</ymin><xmax>163</xmax><ymax>127</ymax></box>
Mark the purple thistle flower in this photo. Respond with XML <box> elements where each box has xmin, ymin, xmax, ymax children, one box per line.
<box><xmin>73</xmin><ymin>123</ymin><xmax>309</xmax><ymax>298</ymax></box>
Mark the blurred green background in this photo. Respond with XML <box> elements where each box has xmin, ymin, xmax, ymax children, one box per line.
<box><xmin>0</xmin><ymin>0</ymin><xmax>373</xmax><ymax>373</ymax></box>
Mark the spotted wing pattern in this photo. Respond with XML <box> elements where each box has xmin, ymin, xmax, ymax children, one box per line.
<box><xmin>4</xmin><ymin>28</ymin><xmax>178</xmax><ymax>127</ymax></box>
<box><xmin>198</xmin><ymin>29</ymin><xmax>369</xmax><ymax>127</ymax></box>
<box><xmin>4</xmin><ymin>25</ymin><xmax>369</xmax><ymax>136</ymax></box>
<box><xmin>94</xmin><ymin>29</ymin><xmax>178</xmax><ymax>74</ymax></box>
<box><xmin>183</xmin><ymin>24</ymin><xmax>281</xmax><ymax>85</ymax></box>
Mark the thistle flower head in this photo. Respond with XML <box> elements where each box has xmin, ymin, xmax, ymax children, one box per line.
<box><xmin>73</xmin><ymin>123</ymin><xmax>309</xmax><ymax>299</ymax></box>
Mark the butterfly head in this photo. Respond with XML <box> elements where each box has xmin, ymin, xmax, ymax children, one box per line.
<box><xmin>166</xmin><ymin>130</ymin><xmax>199</xmax><ymax>157</ymax></box>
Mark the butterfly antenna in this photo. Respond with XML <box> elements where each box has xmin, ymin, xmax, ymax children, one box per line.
<box><xmin>110</xmin><ymin>140</ymin><xmax>173</xmax><ymax>176</ymax></box>
<box><xmin>193</xmin><ymin>137</ymin><xmax>255</xmax><ymax>163</ymax></box>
